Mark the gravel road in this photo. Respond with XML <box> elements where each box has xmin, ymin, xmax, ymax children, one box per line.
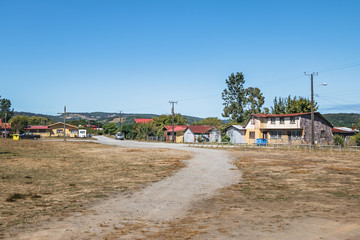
<box><xmin>11</xmin><ymin>136</ymin><xmax>241</xmax><ymax>240</ymax></box>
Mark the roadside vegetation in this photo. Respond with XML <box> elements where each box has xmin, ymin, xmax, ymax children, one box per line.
<box><xmin>0</xmin><ymin>138</ymin><xmax>190</xmax><ymax>236</ymax></box>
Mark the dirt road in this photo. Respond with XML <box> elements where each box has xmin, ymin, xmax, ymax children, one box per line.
<box><xmin>11</xmin><ymin>136</ymin><xmax>241</xmax><ymax>240</ymax></box>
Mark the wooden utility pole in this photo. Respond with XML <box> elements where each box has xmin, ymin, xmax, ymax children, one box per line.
<box><xmin>57</xmin><ymin>106</ymin><xmax>67</xmax><ymax>141</ymax></box>
<box><xmin>4</xmin><ymin>112</ymin><xmax>7</xmax><ymax>139</ymax></box>
<box><xmin>304</xmin><ymin>72</ymin><xmax>318</xmax><ymax>149</ymax></box>
<box><xmin>169</xmin><ymin>101</ymin><xmax>178</xmax><ymax>143</ymax></box>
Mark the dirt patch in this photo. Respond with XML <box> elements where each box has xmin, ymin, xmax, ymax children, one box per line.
<box><xmin>136</xmin><ymin>148</ymin><xmax>360</xmax><ymax>239</ymax></box>
<box><xmin>0</xmin><ymin>138</ymin><xmax>190</xmax><ymax>237</ymax></box>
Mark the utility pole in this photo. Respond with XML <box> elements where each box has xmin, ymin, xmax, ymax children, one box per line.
<box><xmin>4</xmin><ymin>112</ymin><xmax>7</xmax><ymax>139</ymax></box>
<box><xmin>169</xmin><ymin>101</ymin><xmax>178</xmax><ymax>143</ymax></box>
<box><xmin>304</xmin><ymin>72</ymin><xmax>318</xmax><ymax>149</ymax></box>
<box><xmin>57</xmin><ymin>106</ymin><xmax>67</xmax><ymax>141</ymax></box>
<box><xmin>119</xmin><ymin>110</ymin><xmax>123</xmax><ymax>129</ymax></box>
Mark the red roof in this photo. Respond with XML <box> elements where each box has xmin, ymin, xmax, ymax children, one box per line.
<box><xmin>134</xmin><ymin>118</ymin><xmax>154</xmax><ymax>124</ymax></box>
<box><xmin>186</xmin><ymin>125</ymin><xmax>214</xmax><ymax>134</ymax></box>
<box><xmin>164</xmin><ymin>125</ymin><xmax>188</xmax><ymax>132</ymax></box>
<box><xmin>24</xmin><ymin>126</ymin><xmax>49</xmax><ymax>130</ymax></box>
<box><xmin>252</xmin><ymin>112</ymin><xmax>312</xmax><ymax>118</ymax></box>
<box><xmin>0</xmin><ymin>123</ymin><xmax>11</xmax><ymax>129</ymax></box>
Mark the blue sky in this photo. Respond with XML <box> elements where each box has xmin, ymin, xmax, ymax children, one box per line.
<box><xmin>1</xmin><ymin>0</ymin><xmax>359</xmax><ymax>118</ymax></box>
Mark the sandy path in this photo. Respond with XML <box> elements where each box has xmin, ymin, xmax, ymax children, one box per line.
<box><xmin>10</xmin><ymin>136</ymin><xmax>241</xmax><ymax>240</ymax></box>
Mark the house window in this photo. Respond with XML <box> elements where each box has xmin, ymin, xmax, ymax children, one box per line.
<box><xmin>290</xmin><ymin>117</ymin><xmax>295</xmax><ymax>124</ymax></box>
<box><xmin>39</xmin><ymin>129</ymin><xmax>46</xmax><ymax>133</ymax></box>
<box><xmin>280</xmin><ymin>117</ymin><xmax>285</xmax><ymax>124</ymax></box>
<box><xmin>321</xmin><ymin>130</ymin><xmax>325</xmax><ymax>138</ymax></box>
<box><xmin>271</xmin><ymin>117</ymin><xmax>276</xmax><ymax>124</ymax></box>
<box><xmin>71</xmin><ymin>130</ymin><xmax>78</xmax><ymax>134</ymax></box>
<box><xmin>57</xmin><ymin>129</ymin><xmax>63</xmax><ymax>134</ymax></box>
<box><xmin>291</xmin><ymin>131</ymin><xmax>302</xmax><ymax>140</ymax></box>
<box><xmin>270</xmin><ymin>131</ymin><xmax>282</xmax><ymax>139</ymax></box>
<box><xmin>251</xmin><ymin>117</ymin><xmax>255</xmax><ymax>125</ymax></box>
<box><xmin>249</xmin><ymin>131</ymin><xmax>255</xmax><ymax>139</ymax></box>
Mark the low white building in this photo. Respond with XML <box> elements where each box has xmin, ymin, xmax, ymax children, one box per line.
<box><xmin>209</xmin><ymin>128</ymin><xmax>221</xmax><ymax>142</ymax></box>
<box><xmin>226</xmin><ymin>125</ymin><xmax>246</xmax><ymax>144</ymax></box>
<box><xmin>184</xmin><ymin>126</ymin><xmax>214</xmax><ymax>143</ymax></box>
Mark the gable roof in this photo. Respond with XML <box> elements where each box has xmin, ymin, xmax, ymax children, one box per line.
<box><xmin>333</xmin><ymin>127</ymin><xmax>359</xmax><ymax>133</ymax></box>
<box><xmin>228</xmin><ymin>125</ymin><xmax>245</xmax><ymax>131</ymax></box>
<box><xmin>163</xmin><ymin>125</ymin><xmax>188</xmax><ymax>132</ymax></box>
<box><xmin>48</xmin><ymin>122</ymin><xmax>79</xmax><ymax>130</ymax></box>
<box><xmin>185</xmin><ymin>125</ymin><xmax>214</xmax><ymax>134</ymax></box>
<box><xmin>134</xmin><ymin>118</ymin><xmax>154</xmax><ymax>124</ymax></box>
<box><xmin>24</xmin><ymin>126</ymin><xmax>49</xmax><ymax>130</ymax></box>
<box><xmin>244</xmin><ymin>112</ymin><xmax>333</xmax><ymax>127</ymax></box>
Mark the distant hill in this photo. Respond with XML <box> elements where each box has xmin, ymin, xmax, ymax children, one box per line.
<box><xmin>13</xmin><ymin>111</ymin><xmax>204</xmax><ymax>125</ymax></box>
<box><xmin>323</xmin><ymin>113</ymin><xmax>360</xmax><ymax>128</ymax></box>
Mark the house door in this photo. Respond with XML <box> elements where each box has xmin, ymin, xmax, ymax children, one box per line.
<box><xmin>263</xmin><ymin>131</ymin><xmax>268</xmax><ymax>139</ymax></box>
<box><xmin>287</xmin><ymin>131</ymin><xmax>291</xmax><ymax>142</ymax></box>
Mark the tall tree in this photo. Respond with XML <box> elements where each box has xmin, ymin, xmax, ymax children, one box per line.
<box><xmin>222</xmin><ymin>72</ymin><xmax>265</xmax><ymax>124</ymax></box>
<box><xmin>271</xmin><ymin>95</ymin><xmax>317</xmax><ymax>114</ymax></box>
<box><xmin>0</xmin><ymin>96</ymin><xmax>14</xmax><ymax>121</ymax></box>
<box><xmin>153</xmin><ymin>114</ymin><xmax>187</xmax><ymax>127</ymax></box>
<box><xmin>222</xmin><ymin>72</ymin><xmax>247</xmax><ymax>123</ymax></box>
<box><xmin>193</xmin><ymin>117</ymin><xmax>223</xmax><ymax>126</ymax></box>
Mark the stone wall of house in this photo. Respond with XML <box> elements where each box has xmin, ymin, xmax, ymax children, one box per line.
<box><xmin>301</xmin><ymin>114</ymin><xmax>333</xmax><ymax>144</ymax></box>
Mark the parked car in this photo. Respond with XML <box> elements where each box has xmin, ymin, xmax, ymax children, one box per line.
<box><xmin>19</xmin><ymin>132</ymin><xmax>41</xmax><ymax>140</ymax></box>
<box><xmin>115</xmin><ymin>132</ymin><xmax>124</xmax><ymax>140</ymax></box>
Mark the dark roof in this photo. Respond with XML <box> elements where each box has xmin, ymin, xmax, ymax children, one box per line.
<box><xmin>245</xmin><ymin>112</ymin><xmax>333</xmax><ymax>127</ymax></box>
<box><xmin>186</xmin><ymin>125</ymin><xmax>214</xmax><ymax>134</ymax></box>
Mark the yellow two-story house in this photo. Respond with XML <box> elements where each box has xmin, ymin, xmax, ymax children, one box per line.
<box><xmin>244</xmin><ymin>112</ymin><xmax>333</xmax><ymax>145</ymax></box>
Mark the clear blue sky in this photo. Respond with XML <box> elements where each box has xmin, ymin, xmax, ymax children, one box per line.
<box><xmin>1</xmin><ymin>0</ymin><xmax>359</xmax><ymax>118</ymax></box>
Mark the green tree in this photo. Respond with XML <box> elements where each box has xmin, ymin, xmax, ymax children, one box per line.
<box><xmin>9</xmin><ymin>115</ymin><xmax>28</xmax><ymax>134</ymax></box>
<box><xmin>28</xmin><ymin>116</ymin><xmax>54</xmax><ymax>125</ymax></box>
<box><xmin>222</xmin><ymin>72</ymin><xmax>265</xmax><ymax>124</ymax></box>
<box><xmin>193</xmin><ymin>117</ymin><xmax>223</xmax><ymax>126</ymax></box>
<box><xmin>222</xmin><ymin>72</ymin><xmax>247</xmax><ymax>123</ymax></box>
<box><xmin>333</xmin><ymin>135</ymin><xmax>345</xmax><ymax>146</ymax></box>
<box><xmin>0</xmin><ymin>96</ymin><xmax>14</xmax><ymax>121</ymax></box>
<box><xmin>103</xmin><ymin>122</ymin><xmax>118</xmax><ymax>135</ymax></box>
<box><xmin>153</xmin><ymin>114</ymin><xmax>188</xmax><ymax>127</ymax></box>
<box><xmin>271</xmin><ymin>95</ymin><xmax>318</xmax><ymax>114</ymax></box>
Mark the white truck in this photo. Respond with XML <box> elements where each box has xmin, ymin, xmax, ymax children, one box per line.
<box><xmin>78</xmin><ymin>129</ymin><xmax>87</xmax><ymax>138</ymax></box>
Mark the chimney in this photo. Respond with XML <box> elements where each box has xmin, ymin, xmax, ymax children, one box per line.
<box><xmin>352</xmin><ymin>124</ymin><xmax>355</xmax><ymax>130</ymax></box>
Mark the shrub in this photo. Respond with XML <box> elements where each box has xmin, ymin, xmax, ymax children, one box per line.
<box><xmin>350</xmin><ymin>133</ymin><xmax>360</xmax><ymax>146</ymax></box>
<box><xmin>222</xmin><ymin>134</ymin><xmax>230</xmax><ymax>143</ymax></box>
<box><xmin>333</xmin><ymin>135</ymin><xmax>344</xmax><ymax>146</ymax></box>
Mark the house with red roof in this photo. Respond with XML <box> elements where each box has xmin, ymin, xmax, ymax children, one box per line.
<box><xmin>24</xmin><ymin>122</ymin><xmax>79</xmax><ymax>138</ymax></box>
<box><xmin>134</xmin><ymin>118</ymin><xmax>154</xmax><ymax>124</ymax></box>
<box><xmin>163</xmin><ymin>125</ymin><xmax>188</xmax><ymax>142</ymax></box>
<box><xmin>243</xmin><ymin>112</ymin><xmax>333</xmax><ymax>145</ymax></box>
<box><xmin>0</xmin><ymin>119</ymin><xmax>11</xmax><ymax>137</ymax></box>
<box><xmin>183</xmin><ymin>125</ymin><xmax>215</xmax><ymax>143</ymax></box>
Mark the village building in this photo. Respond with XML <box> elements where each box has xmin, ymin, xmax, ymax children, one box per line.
<box><xmin>184</xmin><ymin>126</ymin><xmax>214</xmax><ymax>143</ymax></box>
<box><xmin>0</xmin><ymin>119</ymin><xmax>11</xmax><ymax>137</ymax></box>
<box><xmin>226</xmin><ymin>125</ymin><xmax>246</xmax><ymax>144</ymax></box>
<box><xmin>163</xmin><ymin>125</ymin><xmax>187</xmax><ymax>143</ymax></box>
<box><xmin>209</xmin><ymin>128</ymin><xmax>222</xmax><ymax>142</ymax></box>
<box><xmin>244</xmin><ymin>112</ymin><xmax>333</xmax><ymax>145</ymax></box>
<box><xmin>333</xmin><ymin>126</ymin><xmax>359</xmax><ymax>143</ymax></box>
<box><xmin>24</xmin><ymin>122</ymin><xmax>79</xmax><ymax>138</ymax></box>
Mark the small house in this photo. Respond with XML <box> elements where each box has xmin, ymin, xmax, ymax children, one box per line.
<box><xmin>226</xmin><ymin>125</ymin><xmax>246</xmax><ymax>144</ymax></box>
<box><xmin>184</xmin><ymin>126</ymin><xmax>214</xmax><ymax>143</ymax></box>
<box><xmin>163</xmin><ymin>125</ymin><xmax>187</xmax><ymax>142</ymax></box>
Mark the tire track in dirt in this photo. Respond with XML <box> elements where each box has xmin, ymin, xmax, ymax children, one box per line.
<box><xmin>9</xmin><ymin>136</ymin><xmax>241</xmax><ymax>240</ymax></box>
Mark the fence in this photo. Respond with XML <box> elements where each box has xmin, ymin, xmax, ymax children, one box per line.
<box><xmin>187</xmin><ymin>142</ymin><xmax>360</xmax><ymax>151</ymax></box>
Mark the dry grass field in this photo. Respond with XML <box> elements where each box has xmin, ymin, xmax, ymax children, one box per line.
<box><xmin>0</xmin><ymin>139</ymin><xmax>190</xmax><ymax>237</ymax></box>
<box><xmin>139</xmin><ymin>148</ymin><xmax>360</xmax><ymax>240</ymax></box>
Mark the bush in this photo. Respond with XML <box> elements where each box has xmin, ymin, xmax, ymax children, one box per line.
<box><xmin>350</xmin><ymin>133</ymin><xmax>360</xmax><ymax>146</ymax></box>
<box><xmin>333</xmin><ymin>135</ymin><xmax>344</xmax><ymax>146</ymax></box>
<box><xmin>222</xmin><ymin>134</ymin><xmax>230</xmax><ymax>143</ymax></box>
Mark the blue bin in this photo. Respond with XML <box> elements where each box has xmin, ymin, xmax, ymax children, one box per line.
<box><xmin>256</xmin><ymin>138</ymin><xmax>267</xmax><ymax>146</ymax></box>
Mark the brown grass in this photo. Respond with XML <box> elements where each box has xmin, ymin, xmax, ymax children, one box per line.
<box><xmin>138</xmin><ymin>148</ymin><xmax>360</xmax><ymax>239</ymax></box>
<box><xmin>0</xmin><ymin>138</ymin><xmax>190</xmax><ymax>236</ymax></box>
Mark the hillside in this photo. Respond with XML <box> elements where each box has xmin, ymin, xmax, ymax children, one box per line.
<box><xmin>323</xmin><ymin>113</ymin><xmax>360</xmax><ymax>128</ymax></box>
<box><xmin>13</xmin><ymin>111</ymin><xmax>203</xmax><ymax>125</ymax></box>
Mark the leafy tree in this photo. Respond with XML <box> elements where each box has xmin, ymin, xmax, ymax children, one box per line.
<box><xmin>193</xmin><ymin>117</ymin><xmax>223</xmax><ymax>126</ymax></box>
<box><xmin>244</xmin><ymin>87</ymin><xmax>265</xmax><ymax>119</ymax></box>
<box><xmin>153</xmin><ymin>114</ymin><xmax>188</xmax><ymax>127</ymax></box>
<box><xmin>119</xmin><ymin>124</ymin><xmax>134</xmax><ymax>139</ymax></box>
<box><xmin>271</xmin><ymin>95</ymin><xmax>318</xmax><ymax>114</ymax></box>
<box><xmin>9</xmin><ymin>115</ymin><xmax>28</xmax><ymax>134</ymax></box>
<box><xmin>103</xmin><ymin>122</ymin><xmax>118</xmax><ymax>135</ymax></box>
<box><xmin>222</xmin><ymin>72</ymin><xmax>265</xmax><ymax>124</ymax></box>
<box><xmin>350</xmin><ymin>133</ymin><xmax>360</xmax><ymax>146</ymax></box>
<box><xmin>0</xmin><ymin>96</ymin><xmax>14</xmax><ymax>121</ymax></box>
<box><xmin>28</xmin><ymin>116</ymin><xmax>54</xmax><ymax>125</ymax></box>
<box><xmin>222</xmin><ymin>72</ymin><xmax>247</xmax><ymax>123</ymax></box>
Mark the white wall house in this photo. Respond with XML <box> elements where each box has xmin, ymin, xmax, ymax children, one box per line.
<box><xmin>226</xmin><ymin>125</ymin><xmax>246</xmax><ymax>144</ymax></box>
<box><xmin>209</xmin><ymin>128</ymin><xmax>221</xmax><ymax>142</ymax></box>
<box><xmin>184</xmin><ymin>126</ymin><xmax>214</xmax><ymax>143</ymax></box>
